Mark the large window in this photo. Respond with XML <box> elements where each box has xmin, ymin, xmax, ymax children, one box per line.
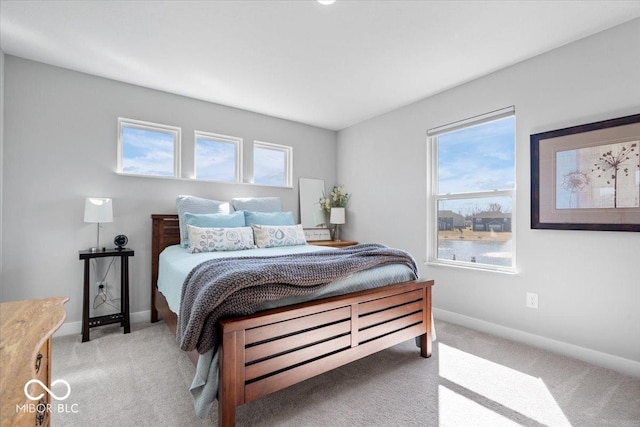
<box><xmin>253</xmin><ymin>141</ymin><xmax>292</xmax><ymax>187</ymax></box>
<box><xmin>117</xmin><ymin>118</ymin><xmax>181</xmax><ymax>177</ymax></box>
<box><xmin>194</xmin><ymin>131</ymin><xmax>242</xmax><ymax>183</ymax></box>
<box><xmin>427</xmin><ymin>107</ymin><xmax>516</xmax><ymax>272</ymax></box>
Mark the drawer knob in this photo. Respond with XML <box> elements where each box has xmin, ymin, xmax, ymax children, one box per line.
<box><xmin>35</xmin><ymin>398</ymin><xmax>47</xmax><ymax>425</ymax></box>
<box><xmin>35</xmin><ymin>353</ymin><xmax>43</xmax><ymax>374</ymax></box>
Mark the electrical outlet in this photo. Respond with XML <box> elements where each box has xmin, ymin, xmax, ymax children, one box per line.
<box><xmin>526</xmin><ymin>292</ymin><xmax>538</xmax><ymax>309</ymax></box>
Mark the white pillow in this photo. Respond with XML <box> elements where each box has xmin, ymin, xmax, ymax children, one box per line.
<box><xmin>251</xmin><ymin>224</ymin><xmax>307</xmax><ymax>248</ymax></box>
<box><xmin>187</xmin><ymin>225</ymin><xmax>256</xmax><ymax>253</ymax></box>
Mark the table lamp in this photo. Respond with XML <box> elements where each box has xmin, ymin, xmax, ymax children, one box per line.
<box><xmin>84</xmin><ymin>197</ymin><xmax>113</xmax><ymax>252</ymax></box>
<box><xmin>330</xmin><ymin>207</ymin><xmax>346</xmax><ymax>241</ymax></box>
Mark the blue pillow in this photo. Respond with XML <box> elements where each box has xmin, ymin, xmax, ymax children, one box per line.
<box><xmin>185</xmin><ymin>211</ymin><xmax>246</xmax><ymax>229</ymax></box>
<box><xmin>244</xmin><ymin>211</ymin><xmax>295</xmax><ymax>226</ymax></box>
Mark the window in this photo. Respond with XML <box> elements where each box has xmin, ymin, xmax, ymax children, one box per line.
<box><xmin>253</xmin><ymin>141</ymin><xmax>292</xmax><ymax>187</ymax></box>
<box><xmin>427</xmin><ymin>107</ymin><xmax>516</xmax><ymax>272</ymax></box>
<box><xmin>117</xmin><ymin>118</ymin><xmax>181</xmax><ymax>177</ymax></box>
<box><xmin>194</xmin><ymin>131</ymin><xmax>242</xmax><ymax>182</ymax></box>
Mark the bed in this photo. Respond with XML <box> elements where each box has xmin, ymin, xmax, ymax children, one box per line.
<box><xmin>150</xmin><ymin>208</ymin><xmax>434</xmax><ymax>427</ymax></box>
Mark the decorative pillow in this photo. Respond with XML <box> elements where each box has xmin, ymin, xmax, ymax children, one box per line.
<box><xmin>231</xmin><ymin>197</ymin><xmax>282</xmax><ymax>213</ymax></box>
<box><xmin>251</xmin><ymin>224</ymin><xmax>307</xmax><ymax>248</ymax></box>
<box><xmin>185</xmin><ymin>211</ymin><xmax>245</xmax><ymax>228</ymax></box>
<box><xmin>176</xmin><ymin>195</ymin><xmax>229</xmax><ymax>247</ymax></box>
<box><xmin>244</xmin><ymin>211</ymin><xmax>294</xmax><ymax>226</ymax></box>
<box><xmin>187</xmin><ymin>225</ymin><xmax>256</xmax><ymax>253</ymax></box>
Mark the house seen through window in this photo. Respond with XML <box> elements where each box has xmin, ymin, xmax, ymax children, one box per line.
<box><xmin>428</xmin><ymin>107</ymin><xmax>516</xmax><ymax>272</ymax></box>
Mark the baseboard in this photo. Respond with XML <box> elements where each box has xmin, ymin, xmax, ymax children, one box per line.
<box><xmin>54</xmin><ymin>310</ymin><xmax>151</xmax><ymax>338</ymax></box>
<box><xmin>433</xmin><ymin>307</ymin><xmax>640</xmax><ymax>378</ymax></box>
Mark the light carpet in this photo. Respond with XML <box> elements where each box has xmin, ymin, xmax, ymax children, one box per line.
<box><xmin>50</xmin><ymin>320</ymin><xmax>640</xmax><ymax>426</ymax></box>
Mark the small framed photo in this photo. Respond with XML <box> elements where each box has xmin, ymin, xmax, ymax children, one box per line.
<box><xmin>530</xmin><ymin>113</ymin><xmax>640</xmax><ymax>231</ymax></box>
<box><xmin>304</xmin><ymin>228</ymin><xmax>331</xmax><ymax>241</ymax></box>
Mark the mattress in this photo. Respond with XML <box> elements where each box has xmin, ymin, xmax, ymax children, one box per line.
<box><xmin>158</xmin><ymin>243</ymin><xmax>417</xmax><ymax>314</ymax></box>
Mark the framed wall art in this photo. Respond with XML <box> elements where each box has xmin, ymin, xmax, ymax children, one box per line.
<box><xmin>530</xmin><ymin>113</ymin><xmax>640</xmax><ymax>231</ymax></box>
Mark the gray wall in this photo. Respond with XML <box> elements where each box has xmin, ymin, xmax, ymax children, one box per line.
<box><xmin>1</xmin><ymin>51</ymin><xmax>4</xmax><ymax>280</ymax></box>
<box><xmin>338</xmin><ymin>19</ymin><xmax>640</xmax><ymax>373</ymax></box>
<box><xmin>0</xmin><ymin>56</ymin><xmax>337</xmax><ymax>324</ymax></box>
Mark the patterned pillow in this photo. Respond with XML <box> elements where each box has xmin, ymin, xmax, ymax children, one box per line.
<box><xmin>251</xmin><ymin>224</ymin><xmax>307</xmax><ymax>248</ymax></box>
<box><xmin>187</xmin><ymin>225</ymin><xmax>256</xmax><ymax>253</ymax></box>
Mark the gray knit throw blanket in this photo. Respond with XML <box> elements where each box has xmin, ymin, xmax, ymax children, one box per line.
<box><xmin>177</xmin><ymin>244</ymin><xmax>417</xmax><ymax>354</ymax></box>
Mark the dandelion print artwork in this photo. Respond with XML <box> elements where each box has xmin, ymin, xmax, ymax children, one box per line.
<box><xmin>556</xmin><ymin>141</ymin><xmax>639</xmax><ymax>209</ymax></box>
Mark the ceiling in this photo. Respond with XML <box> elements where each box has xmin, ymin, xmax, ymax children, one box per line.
<box><xmin>2</xmin><ymin>1</ymin><xmax>639</xmax><ymax>131</ymax></box>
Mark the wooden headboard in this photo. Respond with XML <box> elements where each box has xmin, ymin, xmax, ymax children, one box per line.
<box><xmin>150</xmin><ymin>214</ymin><xmax>180</xmax><ymax>322</ymax></box>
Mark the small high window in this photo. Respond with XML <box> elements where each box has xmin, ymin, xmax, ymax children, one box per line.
<box><xmin>253</xmin><ymin>141</ymin><xmax>292</xmax><ymax>187</ymax></box>
<box><xmin>427</xmin><ymin>107</ymin><xmax>516</xmax><ymax>272</ymax></box>
<box><xmin>194</xmin><ymin>131</ymin><xmax>242</xmax><ymax>183</ymax></box>
<box><xmin>117</xmin><ymin>118</ymin><xmax>181</xmax><ymax>177</ymax></box>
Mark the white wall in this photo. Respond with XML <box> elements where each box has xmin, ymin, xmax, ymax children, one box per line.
<box><xmin>338</xmin><ymin>19</ymin><xmax>640</xmax><ymax>373</ymax></box>
<box><xmin>0</xmin><ymin>56</ymin><xmax>337</xmax><ymax>325</ymax></box>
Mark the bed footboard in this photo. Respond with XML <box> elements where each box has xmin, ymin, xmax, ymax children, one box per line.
<box><xmin>218</xmin><ymin>279</ymin><xmax>433</xmax><ymax>427</ymax></box>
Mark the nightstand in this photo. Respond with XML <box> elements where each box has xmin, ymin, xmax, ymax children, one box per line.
<box><xmin>308</xmin><ymin>240</ymin><xmax>359</xmax><ymax>248</ymax></box>
<box><xmin>78</xmin><ymin>248</ymin><xmax>134</xmax><ymax>342</ymax></box>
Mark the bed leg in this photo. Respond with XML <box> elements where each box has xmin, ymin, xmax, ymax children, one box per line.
<box><xmin>420</xmin><ymin>284</ymin><xmax>433</xmax><ymax>358</ymax></box>
<box><xmin>218</xmin><ymin>329</ymin><xmax>244</xmax><ymax>427</ymax></box>
<box><xmin>151</xmin><ymin>288</ymin><xmax>159</xmax><ymax>323</ymax></box>
<box><xmin>419</xmin><ymin>333</ymin><xmax>432</xmax><ymax>358</ymax></box>
<box><xmin>218</xmin><ymin>399</ymin><xmax>235</xmax><ymax>427</ymax></box>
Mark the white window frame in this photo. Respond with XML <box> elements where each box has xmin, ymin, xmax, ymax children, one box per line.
<box><xmin>426</xmin><ymin>106</ymin><xmax>516</xmax><ymax>273</ymax></box>
<box><xmin>253</xmin><ymin>140</ymin><xmax>293</xmax><ymax>187</ymax></box>
<box><xmin>194</xmin><ymin>131</ymin><xmax>243</xmax><ymax>183</ymax></box>
<box><xmin>117</xmin><ymin>117</ymin><xmax>181</xmax><ymax>178</ymax></box>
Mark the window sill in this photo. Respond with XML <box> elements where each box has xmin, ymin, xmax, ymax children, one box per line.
<box><xmin>426</xmin><ymin>259</ymin><xmax>517</xmax><ymax>275</ymax></box>
<box><xmin>115</xmin><ymin>172</ymin><xmax>293</xmax><ymax>189</ymax></box>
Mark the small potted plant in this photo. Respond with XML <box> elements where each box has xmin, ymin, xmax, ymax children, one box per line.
<box><xmin>319</xmin><ymin>185</ymin><xmax>350</xmax><ymax>240</ymax></box>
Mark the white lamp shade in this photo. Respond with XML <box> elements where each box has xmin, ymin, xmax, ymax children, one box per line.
<box><xmin>330</xmin><ymin>207</ymin><xmax>346</xmax><ymax>225</ymax></box>
<box><xmin>84</xmin><ymin>198</ymin><xmax>113</xmax><ymax>223</ymax></box>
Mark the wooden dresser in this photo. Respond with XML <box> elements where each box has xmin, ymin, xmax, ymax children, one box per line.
<box><xmin>0</xmin><ymin>297</ymin><xmax>68</xmax><ymax>427</ymax></box>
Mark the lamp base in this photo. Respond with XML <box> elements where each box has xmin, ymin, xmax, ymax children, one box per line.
<box><xmin>89</xmin><ymin>247</ymin><xmax>98</xmax><ymax>253</ymax></box>
<box><xmin>333</xmin><ymin>225</ymin><xmax>341</xmax><ymax>242</ymax></box>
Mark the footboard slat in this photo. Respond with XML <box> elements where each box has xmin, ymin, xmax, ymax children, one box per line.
<box><xmin>359</xmin><ymin>300</ymin><xmax>424</xmax><ymax>329</ymax></box>
<box><xmin>359</xmin><ymin>288</ymin><xmax>423</xmax><ymax>315</ymax></box>
<box><xmin>358</xmin><ymin>311</ymin><xmax>424</xmax><ymax>343</ymax></box>
<box><xmin>245</xmin><ymin>335</ymin><xmax>351</xmax><ymax>381</ymax></box>
<box><xmin>245</xmin><ymin>306</ymin><xmax>350</xmax><ymax>345</ymax></box>
<box><xmin>245</xmin><ymin>320</ymin><xmax>351</xmax><ymax>363</ymax></box>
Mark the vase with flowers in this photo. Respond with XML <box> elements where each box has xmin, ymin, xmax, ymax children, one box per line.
<box><xmin>319</xmin><ymin>185</ymin><xmax>350</xmax><ymax>241</ymax></box>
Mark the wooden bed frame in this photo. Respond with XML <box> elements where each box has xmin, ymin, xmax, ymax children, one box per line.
<box><xmin>150</xmin><ymin>214</ymin><xmax>434</xmax><ymax>427</ymax></box>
